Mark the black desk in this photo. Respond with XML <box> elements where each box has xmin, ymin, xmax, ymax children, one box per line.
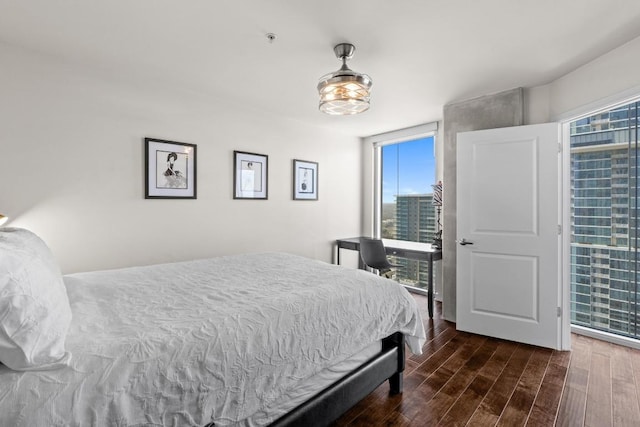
<box><xmin>336</xmin><ymin>237</ymin><xmax>443</xmax><ymax>318</ymax></box>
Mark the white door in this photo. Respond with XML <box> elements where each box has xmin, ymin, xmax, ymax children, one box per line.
<box><xmin>456</xmin><ymin>123</ymin><xmax>562</xmax><ymax>350</ymax></box>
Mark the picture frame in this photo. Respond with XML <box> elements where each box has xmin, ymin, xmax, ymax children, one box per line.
<box><xmin>233</xmin><ymin>151</ymin><xmax>268</xmax><ymax>199</ymax></box>
<box><xmin>293</xmin><ymin>159</ymin><xmax>318</xmax><ymax>200</ymax></box>
<box><xmin>145</xmin><ymin>138</ymin><xmax>197</xmax><ymax>199</ymax></box>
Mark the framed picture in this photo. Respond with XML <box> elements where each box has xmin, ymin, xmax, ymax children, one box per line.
<box><xmin>293</xmin><ymin>159</ymin><xmax>318</xmax><ymax>200</ymax></box>
<box><xmin>145</xmin><ymin>138</ymin><xmax>197</xmax><ymax>199</ymax></box>
<box><xmin>233</xmin><ymin>151</ymin><xmax>268</xmax><ymax>199</ymax></box>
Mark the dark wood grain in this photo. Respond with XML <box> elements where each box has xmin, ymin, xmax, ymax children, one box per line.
<box><xmin>332</xmin><ymin>294</ymin><xmax>640</xmax><ymax>427</ymax></box>
<box><xmin>495</xmin><ymin>349</ymin><xmax>552</xmax><ymax>427</ymax></box>
<box><xmin>405</xmin><ymin>337</ymin><xmax>498</xmax><ymax>424</ymax></box>
<box><xmin>527</xmin><ymin>349</ymin><xmax>571</xmax><ymax>426</ymax></box>
<box><xmin>439</xmin><ymin>341</ymin><xmax>518</xmax><ymax>426</ymax></box>
<box><xmin>466</xmin><ymin>345</ymin><xmax>534</xmax><ymax>426</ymax></box>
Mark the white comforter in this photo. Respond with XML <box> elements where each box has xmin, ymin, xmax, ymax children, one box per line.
<box><xmin>0</xmin><ymin>252</ymin><xmax>425</xmax><ymax>426</ymax></box>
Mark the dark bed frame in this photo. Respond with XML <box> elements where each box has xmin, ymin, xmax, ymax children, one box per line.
<box><xmin>270</xmin><ymin>332</ymin><xmax>405</xmax><ymax>427</ymax></box>
<box><xmin>203</xmin><ymin>332</ymin><xmax>404</xmax><ymax>427</ymax></box>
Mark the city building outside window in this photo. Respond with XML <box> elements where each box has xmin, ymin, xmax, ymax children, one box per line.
<box><xmin>570</xmin><ymin>100</ymin><xmax>640</xmax><ymax>340</ymax></box>
<box><xmin>379</xmin><ymin>136</ymin><xmax>436</xmax><ymax>290</ymax></box>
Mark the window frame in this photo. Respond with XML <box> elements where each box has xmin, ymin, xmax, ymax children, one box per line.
<box><xmin>365</xmin><ymin>122</ymin><xmax>438</xmax><ymax>239</ymax></box>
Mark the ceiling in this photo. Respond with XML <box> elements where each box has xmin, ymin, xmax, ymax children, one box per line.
<box><xmin>2</xmin><ymin>0</ymin><xmax>640</xmax><ymax>138</ymax></box>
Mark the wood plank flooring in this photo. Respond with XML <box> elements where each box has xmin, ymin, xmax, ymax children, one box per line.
<box><xmin>333</xmin><ymin>294</ymin><xmax>640</xmax><ymax>427</ymax></box>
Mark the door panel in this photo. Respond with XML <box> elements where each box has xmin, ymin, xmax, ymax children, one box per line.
<box><xmin>457</xmin><ymin>123</ymin><xmax>561</xmax><ymax>349</ymax></box>
<box><xmin>472</xmin><ymin>139</ymin><xmax>537</xmax><ymax>234</ymax></box>
<box><xmin>472</xmin><ymin>252</ymin><xmax>538</xmax><ymax>321</ymax></box>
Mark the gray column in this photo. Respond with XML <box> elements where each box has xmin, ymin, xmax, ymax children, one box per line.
<box><xmin>442</xmin><ymin>88</ymin><xmax>524</xmax><ymax>322</ymax></box>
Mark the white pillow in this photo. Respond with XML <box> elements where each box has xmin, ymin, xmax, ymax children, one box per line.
<box><xmin>0</xmin><ymin>227</ymin><xmax>72</xmax><ymax>370</ymax></box>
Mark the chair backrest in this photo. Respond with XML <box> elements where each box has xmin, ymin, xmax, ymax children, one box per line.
<box><xmin>359</xmin><ymin>237</ymin><xmax>393</xmax><ymax>271</ymax></box>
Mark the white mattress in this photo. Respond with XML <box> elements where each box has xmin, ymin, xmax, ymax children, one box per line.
<box><xmin>0</xmin><ymin>252</ymin><xmax>425</xmax><ymax>426</ymax></box>
<box><xmin>249</xmin><ymin>339</ymin><xmax>382</xmax><ymax>425</ymax></box>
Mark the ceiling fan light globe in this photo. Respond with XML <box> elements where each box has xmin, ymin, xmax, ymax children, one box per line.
<box><xmin>317</xmin><ymin>44</ymin><xmax>372</xmax><ymax>116</ymax></box>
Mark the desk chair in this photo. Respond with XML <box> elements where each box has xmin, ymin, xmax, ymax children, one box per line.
<box><xmin>359</xmin><ymin>237</ymin><xmax>400</xmax><ymax>278</ymax></box>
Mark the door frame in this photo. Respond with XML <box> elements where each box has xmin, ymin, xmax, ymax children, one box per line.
<box><xmin>561</xmin><ymin>121</ymin><xmax>572</xmax><ymax>351</ymax></box>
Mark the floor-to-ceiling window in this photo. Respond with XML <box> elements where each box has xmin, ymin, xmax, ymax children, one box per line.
<box><xmin>570</xmin><ymin>100</ymin><xmax>640</xmax><ymax>340</ymax></box>
<box><xmin>377</xmin><ymin>135</ymin><xmax>437</xmax><ymax>290</ymax></box>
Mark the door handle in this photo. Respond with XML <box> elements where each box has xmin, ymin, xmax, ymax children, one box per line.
<box><xmin>457</xmin><ymin>238</ymin><xmax>474</xmax><ymax>246</ymax></box>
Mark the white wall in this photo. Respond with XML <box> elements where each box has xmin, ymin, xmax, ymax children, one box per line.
<box><xmin>550</xmin><ymin>36</ymin><xmax>640</xmax><ymax>120</ymax></box>
<box><xmin>0</xmin><ymin>43</ymin><xmax>362</xmax><ymax>274</ymax></box>
<box><xmin>526</xmin><ymin>36</ymin><xmax>640</xmax><ymax>123</ymax></box>
<box><xmin>524</xmin><ymin>84</ymin><xmax>551</xmax><ymax>125</ymax></box>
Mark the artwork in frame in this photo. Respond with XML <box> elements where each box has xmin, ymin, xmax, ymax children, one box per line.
<box><xmin>293</xmin><ymin>159</ymin><xmax>318</xmax><ymax>200</ymax></box>
<box><xmin>145</xmin><ymin>138</ymin><xmax>197</xmax><ymax>199</ymax></box>
<box><xmin>233</xmin><ymin>151</ymin><xmax>268</xmax><ymax>200</ymax></box>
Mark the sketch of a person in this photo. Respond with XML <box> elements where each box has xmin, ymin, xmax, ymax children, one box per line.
<box><xmin>163</xmin><ymin>152</ymin><xmax>187</xmax><ymax>188</ymax></box>
<box><xmin>164</xmin><ymin>152</ymin><xmax>179</xmax><ymax>176</ymax></box>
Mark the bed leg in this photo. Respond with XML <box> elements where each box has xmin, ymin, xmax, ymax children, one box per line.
<box><xmin>389</xmin><ymin>372</ymin><xmax>403</xmax><ymax>394</ymax></box>
<box><xmin>382</xmin><ymin>332</ymin><xmax>405</xmax><ymax>395</ymax></box>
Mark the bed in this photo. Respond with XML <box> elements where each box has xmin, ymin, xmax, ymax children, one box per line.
<box><xmin>0</xmin><ymin>228</ymin><xmax>425</xmax><ymax>426</ymax></box>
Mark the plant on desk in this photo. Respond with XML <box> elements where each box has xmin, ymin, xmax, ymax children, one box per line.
<box><xmin>432</xmin><ymin>180</ymin><xmax>443</xmax><ymax>249</ymax></box>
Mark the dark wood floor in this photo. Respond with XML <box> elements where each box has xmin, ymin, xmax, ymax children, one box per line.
<box><xmin>333</xmin><ymin>294</ymin><xmax>640</xmax><ymax>427</ymax></box>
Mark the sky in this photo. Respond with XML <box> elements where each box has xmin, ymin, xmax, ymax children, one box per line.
<box><xmin>382</xmin><ymin>136</ymin><xmax>436</xmax><ymax>203</ymax></box>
